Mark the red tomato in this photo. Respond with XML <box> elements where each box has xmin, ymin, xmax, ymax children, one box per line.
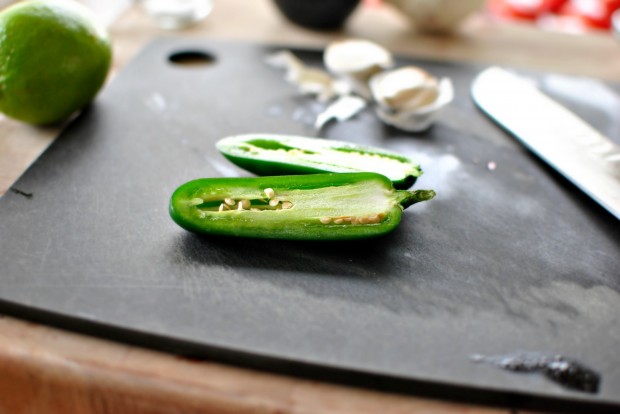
<box><xmin>546</xmin><ymin>0</ymin><xmax>570</xmax><ymax>11</ymax></box>
<box><xmin>560</xmin><ymin>0</ymin><xmax>620</xmax><ymax>29</ymax></box>
<box><xmin>488</xmin><ymin>0</ymin><xmax>569</xmax><ymax>20</ymax></box>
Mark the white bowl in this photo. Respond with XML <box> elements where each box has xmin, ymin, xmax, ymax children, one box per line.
<box><xmin>385</xmin><ymin>0</ymin><xmax>485</xmax><ymax>34</ymax></box>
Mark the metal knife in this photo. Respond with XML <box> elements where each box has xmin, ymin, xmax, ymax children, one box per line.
<box><xmin>471</xmin><ymin>66</ymin><xmax>620</xmax><ymax>220</ymax></box>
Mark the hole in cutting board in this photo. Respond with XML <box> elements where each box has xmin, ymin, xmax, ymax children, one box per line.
<box><xmin>168</xmin><ymin>50</ymin><xmax>215</xmax><ymax>67</ymax></box>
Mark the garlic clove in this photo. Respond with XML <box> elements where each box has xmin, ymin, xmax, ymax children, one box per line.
<box><xmin>372</xmin><ymin>77</ymin><xmax>454</xmax><ymax>132</ymax></box>
<box><xmin>324</xmin><ymin>39</ymin><xmax>393</xmax><ymax>98</ymax></box>
<box><xmin>324</xmin><ymin>39</ymin><xmax>393</xmax><ymax>75</ymax></box>
<box><xmin>369</xmin><ymin>66</ymin><xmax>440</xmax><ymax>112</ymax></box>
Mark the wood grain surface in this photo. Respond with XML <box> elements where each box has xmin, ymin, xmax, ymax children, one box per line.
<box><xmin>1</xmin><ymin>0</ymin><xmax>618</xmax><ymax>412</ymax></box>
<box><xmin>0</xmin><ymin>316</ymin><xmax>509</xmax><ymax>414</ymax></box>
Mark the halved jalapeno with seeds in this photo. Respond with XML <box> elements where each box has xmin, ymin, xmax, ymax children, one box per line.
<box><xmin>169</xmin><ymin>173</ymin><xmax>435</xmax><ymax>240</ymax></box>
<box><xmin>216</xmin><ymin>134</ymin><xmax>422</xmax><ymax>189</ymax></box>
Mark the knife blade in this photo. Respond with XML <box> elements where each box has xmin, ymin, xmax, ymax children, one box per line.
<box><xmin>471</xmin><ymin>66</ymin><xmax>620</xmax><ymax>220</ymax></box>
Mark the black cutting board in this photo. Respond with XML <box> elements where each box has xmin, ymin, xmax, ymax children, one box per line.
<box><xmin>1</xmin><ymin>39</ymin><xmax>619</xmax><ymax>412</ymax></box>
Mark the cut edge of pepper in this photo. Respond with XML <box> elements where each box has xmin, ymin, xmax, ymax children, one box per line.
<box><xmin>217</xmin><ymin>134</ymin><xmax>423</xmax><ymax>189</ymax></box>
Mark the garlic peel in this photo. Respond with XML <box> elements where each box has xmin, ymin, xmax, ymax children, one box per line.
<box><xmin>315</xmin><ymin>95</ymin><xmax>367</xmax><ymax>130</ymax></box>
<box><xmin>266</xmin><ymin>50</ymin><xmax>338</xmax><ymax>102</ymax></box>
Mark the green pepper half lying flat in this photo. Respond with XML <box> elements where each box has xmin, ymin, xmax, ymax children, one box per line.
<box><xmin>216</xmin><ymin>134</ymin><xmax>422</xmax><ymax>189</ymax></box>
<box><xmin>169</xmin><ymin>173</ymin><xmax>435</xmax><ymax>240</ymax></box>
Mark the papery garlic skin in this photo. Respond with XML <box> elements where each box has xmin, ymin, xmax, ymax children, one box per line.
<box><xmin>266</xmin><ymin>50</ymin><xmax>340</xmax><ymax>102</ymax></box>
<box><xmin>315</xmin><ymin>95</ymin><xmax>367</xmax><ymax>130</ymax></box>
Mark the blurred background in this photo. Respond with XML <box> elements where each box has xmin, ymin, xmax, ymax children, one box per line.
<box><xmin>1</xmin><ymin>0</ymin><xmax>618</xmax><ymax>34</ymax></box>
<box><xmin>485</xmin><ymin>0</ymin><xmax>620</xmax><ymax>32</ymax></box>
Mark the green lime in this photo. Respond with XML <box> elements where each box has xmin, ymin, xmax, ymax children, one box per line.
<box><xmin>0</xmin><ymin>0</ymin><xmax>112</xmax><ymax>125</ymax></box>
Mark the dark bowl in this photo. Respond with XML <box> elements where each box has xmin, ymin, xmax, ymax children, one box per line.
<box><xmin>273</xmin><ymin>0</ymin><xmax>361</xmax><ymax>30</ymax></box>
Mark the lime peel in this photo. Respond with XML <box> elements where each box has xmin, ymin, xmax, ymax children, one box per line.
<box><xmin>0</xmin><ymin>0</ymin><xmax>112</xmax><ymax>125</ymax></box>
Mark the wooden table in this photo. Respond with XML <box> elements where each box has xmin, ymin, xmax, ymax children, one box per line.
<box><xmin>1</xmin><ymin>1</ymin><xmax>619</xmax><ymax>412</ymax></box>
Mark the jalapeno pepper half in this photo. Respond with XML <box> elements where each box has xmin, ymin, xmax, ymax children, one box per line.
<box><xmin>216</xmin><ymin>134</ymin><xmax>422</xmax><ymax>189</ymax></box>
<box><xmin>169</xmin><ymin>172</ymin><xmax>435</xmax><ymax>240</ymax></box>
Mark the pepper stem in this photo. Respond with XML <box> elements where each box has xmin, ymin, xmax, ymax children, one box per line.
<box><xmin>398</xmin><ymin>189</ymin><xmax>436</xmax><ymax>209</ymax></box>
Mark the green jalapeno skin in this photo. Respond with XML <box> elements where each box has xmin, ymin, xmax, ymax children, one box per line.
<box><xmin>169</xmin><ymin>172</ymin><xmax>435</xmax><ymax>240</ymax></box>
<box><xmin>216</xmin><ymin>134</ymin><xmax>422</xmax><ymax>189</ymax></box>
